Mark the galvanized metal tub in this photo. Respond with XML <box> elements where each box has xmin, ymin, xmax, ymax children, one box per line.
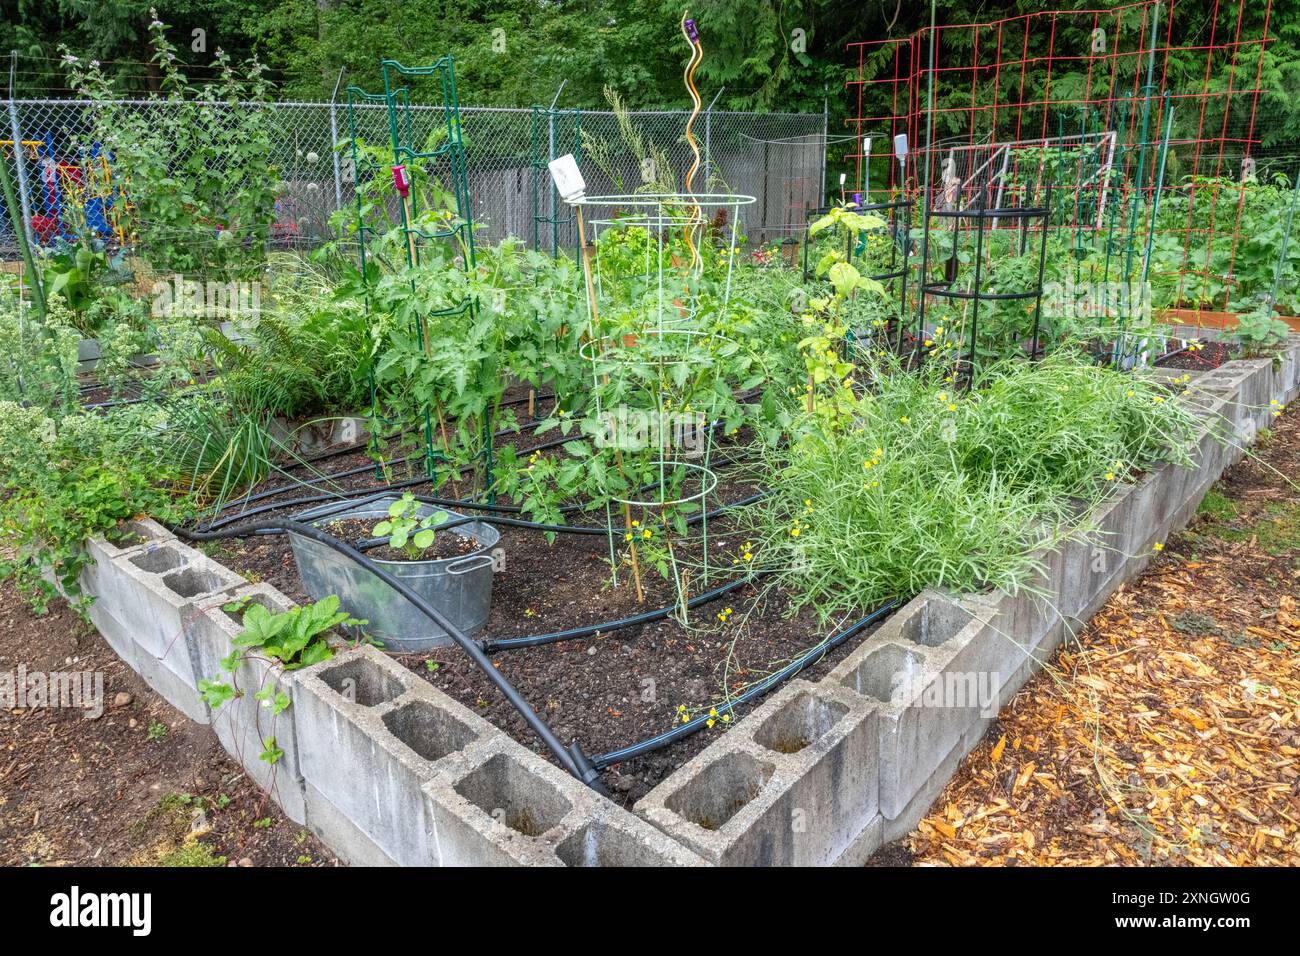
<box><xmin>289</xmin><ymin>495</ymin><xmax>499</xmax><ymax>652</ymax></box>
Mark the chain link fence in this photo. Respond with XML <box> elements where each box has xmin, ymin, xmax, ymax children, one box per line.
<box><xmin>1</xmin><ymin>96</ymin><xmax>827</xmax><ymax>256</ymax></box>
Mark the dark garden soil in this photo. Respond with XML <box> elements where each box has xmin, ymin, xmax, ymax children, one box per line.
<box><xmin>321</xmin><ymin>516</ymin><xmax>481</xmax><ymax>562</ymax></box>
<box><xmin>1155</xmin><ymin>340</ymin><xmax>1238</xmax><ymax>371</ymax></box>
<box><xmin>887</xmin><ymin>405</ymin><xmax>1300</xmax><ymax>866</ymax></box>
<box><xmin>0</xmin><ymin>582</ymin><xmax>338</xmax><ymax>867</ymax></box>
<box><xmin>200</xmin><ymin>443</ymin><xmax>885</xmax><ymax>806</ymax></box>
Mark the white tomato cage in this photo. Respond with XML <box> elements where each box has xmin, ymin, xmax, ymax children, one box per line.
<box><xmin>572</xmin><ymin>190</ymin><xmax>755</xmax><ymax>563</ymax></box>
<box><xmin>577</xmin><ymin>191</ymin><xmax>756</xmax><ymax>283</ymax></box>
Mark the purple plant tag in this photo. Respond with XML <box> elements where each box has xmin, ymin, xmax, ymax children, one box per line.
<box><xmin>684</xmin><ymin>19</ymin><xmax>699</xmax><ymax>42</ymax></box>
<box><xmin>853</xmin><ymin>192</ymin><xmax>863</xmax><ymax>205</ymax></box>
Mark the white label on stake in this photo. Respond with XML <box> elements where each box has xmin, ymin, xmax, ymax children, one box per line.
<box><xmin>548</xmin><ymin>153</ymin><xmax>586</xmax><ymax>204</ymax></box>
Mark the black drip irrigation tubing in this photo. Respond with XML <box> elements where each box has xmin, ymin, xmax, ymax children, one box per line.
<box><xmin>175</xmin><ymin>489</ymin><xmax>894</xmax><ymax>786</ymax></box>
<box><xmin>173</xmin><ymin>516</ymin><xmax>608</xmax><ymax>793</ymax></box>
<box><xmin>481</xmin><ymin>574</ymin><xmax>763</xmax><ymax>652</ymax></box>
<box><xmin>214</xmin><ymin>393</ymin><xmax>751</xmax><ymax>517</ymax></box>
<box><xmin>589</xmin><ymin>598</ymin><xmax>901</xmax><ymax>770</ymax></box>
<box><xmin>207</xmin><ymin>423</ymin><xmax>573</xmax><ymax>526</ymax></box>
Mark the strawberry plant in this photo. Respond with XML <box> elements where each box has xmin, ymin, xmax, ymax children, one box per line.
<box><xmin>199</xmin><ymin>595</ymin><xmax>366</xmax><ymax>764</ymax></box>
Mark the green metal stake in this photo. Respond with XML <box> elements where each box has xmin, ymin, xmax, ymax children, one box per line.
<box><xmin>1265</xmin><ymin>169</ymin><xmax>1300</xmax><ymax>313</ymax></box>
<box><xmin>1139</xmin><ymin>94</ymin><xmax>1174</xmax><ymax>318</ymax></box>
<box><xmin>0</xmin><ymin>147</ymin><xmax>45</xmax><ymax>321</ymax></box>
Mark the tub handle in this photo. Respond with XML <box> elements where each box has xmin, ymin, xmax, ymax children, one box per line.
<box><xmin>446</xmin><ymin>553</ymin><xmax>494</xmax><ymax>576</ymax></box>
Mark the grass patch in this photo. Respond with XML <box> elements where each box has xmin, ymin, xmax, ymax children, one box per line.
<box><xmin>1197</xmin><ymin>487</ymin><xmax>1237</xmax><ymax>523</ymax></box>
<box><xmin>159</xmin><ymin>839</ymin><xmax>227</xmax><ymax>867</ymax></box>
<box><xmin>1252</xmin><ymin>502</ymin><xmax>1300</xmax><ymax>555</ymax></box>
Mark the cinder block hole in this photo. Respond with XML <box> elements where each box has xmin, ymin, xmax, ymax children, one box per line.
<box><xmin>908</xmin><ymin>600</ymin><xmax>973</xmax><ymax>648</ymax></box>
<box><xmin>318</xmin><ymin>656</ymin><xmax>403</xmax><ymax>707</ymax></box>
<box><xmin>752</xmin><ymin>692</ymin><xmax>847</xmax><ymax>755</ymax></box>
<box><xmin>161</xmin><ymin>566</ymin><xmax>226</xmax><ymax>599</ymax></box>
<box><xmin>453</xmin><ymin>753</ymin><xmax>572</xmax><ymax>837</ymax></box>
<box><xmin>223</xmin><ymin>593</ymin><xmax>280</xmax><ymax>627</ymax></box>
<box><xmin>382</xmin><ymin>699</ymin><xmax>477</xmax><ymax>762</ymax></box>
<box><xmin>124</xmin><ymin>518</ymin><xmax>166</xmax><ymax>544</ymax></box>
<box><xmin>664</xmin><ymin>751</ymin><xmax>774</xmax><ymax>831</ymax></box>
<box><xmin>841</xmin><ymin>644</ymin><xmax>924</xmax><ymax>702</ymax></box>
<box><xmin>129</xmin><ymin>546</ymin><xmax>185</xmax><ymax>575</ymax></box>
<box><xmin>556</xmin><ymin>822</ymin><xmax>670</xmax><ymax>867</ymax></box>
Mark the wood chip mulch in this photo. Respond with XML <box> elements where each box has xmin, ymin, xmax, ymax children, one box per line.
<box><xmin>901</xmin><ymin>403</ymin><xmax>1300</xmax><ymax>867</ymax></box>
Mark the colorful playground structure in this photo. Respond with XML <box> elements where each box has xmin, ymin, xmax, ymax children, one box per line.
<box><xmin>1</xmin><ymin>134</ymin><xmax>128</xmax><ymax>247</ymax></box>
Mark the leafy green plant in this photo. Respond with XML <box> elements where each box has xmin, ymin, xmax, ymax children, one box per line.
<box><xmin>0</xmin><ymin>401</ymin><xmax>187</xmax><ymax>612</ymax></box>
<box><xmin>1233</xmin><ymin>303</ymin><xmax>1291</xmax><ymax>356</ymax></box>
<box><xmin>0</xmin><ymin>289</ymin><xmax>80</xmax><ymax>411</ymax></box>
<box><xmin>372</xmin><ymin>493</ymin><xmax>449</xmax><ymax>558</ymax></box>
<box><xmin>40</xmin><ymin>243</ymin><xmax>110</xmax><ymax>325</ymax></box>
<box><xmin>63</xmin><ymin>13</ymin><xmax>276</xmax><ymax>280</ymax></box>
<box><xmin>199</xmin><ymin>595</ymin><xmax>365</xmax><ymax>764</ymax></box>
<box><xmin>744</xmin><ymin>350</ymin><xmax>1202</xmax><ymax>619</ymax></box>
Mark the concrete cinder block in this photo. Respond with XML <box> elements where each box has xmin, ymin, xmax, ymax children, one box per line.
<box><xmin>633</xmin><ymin>678</ymin><xmax>878</xmax><ymax>866</ymax></box>
<box><xmin>187</xmin><ymin>583</ymin><xmax>307</xmax><ymax>824</ymax></box>
<box><xmin>86</xmin><ymin>517</ymin><xmax>175</xmax><ymax>568</ymax></box>
<box><xmin>427</xmin><ymin>738</ymin><xmax>706</xmax><ymax>867</ymax></box>
<box><xmin>635</xmin><ymin>742</ymin><xmax>784</xmax><ymax>866</ymax></box>
<box><xmin>1275</xmin><ymin>336</ymin><xmax>1300</xmax><ymax>404</ymax></box>
<box><xmin>109</xmin><ymin>542</ymin><xmax>245</xmax><ymax>689</ymax></box>
<box><xmin>296</xmin><ymin>646</ymin><xmax>704</xmax><ymax>867</ymax></box>
<box><xmin>825</xmin><ymin>595</ymin><xmax>1005</xmax><ymax>820</ymax></box>
<box><xmin>295</xmin><ymin>645</ymin><xmax>496</xmax><ymax>866</ymax></box>
<box><xmin>75</xmin><ymin>537</ymin><xmax>243</xmax><ymax>723</ymax></box>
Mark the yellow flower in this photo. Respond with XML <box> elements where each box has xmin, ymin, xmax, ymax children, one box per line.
<box><xmin>948</xmin><ymin>404</ymin><xmax>957</xmax><ymax>412</ymax></box>
<box><xmin>874</xmin><ymin>447</ymin><xmax>884</xmax><ymax>457</ymax></box>
<box><xmin>709</xmin><ymin>707</ymin><xmax>718</xmax><ymax>717</ymax></box>
<box><xmin>706</xmin><ymin>718</ymin><xmax>716</xmax><ymax>728</ymax></box>
<box><xmin>624</xmin><ymin>532</ymin><xmax>633</xmax><ymax>542</ymax></box>
<box><xmin>1153</xmin><ymin>542</ymin><xmax>1164</xmax><ymax>552</ymax></box>
<box><xmin>899</xmin><ymin>416</ymin><xmax>909</xmax><ymax>424</ymax></box>
<box><xmin>743</xmin><ymin>552</ymin><xmax>753</xmax><ymax>562</ymax></box>
<box><xmin>790</xmin><ymin>527</ymin><xmax>801</xmax><ymax>537</ymax></box>
<box><xmin>642</xmin><ymin>529</ymin><xmax>652</xmax><ymax>539</ymax></box>
<box><xmin>1105</xmin><ymin>472</ymin><xmax>1115</xmax><ymax>481</ymax></box>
